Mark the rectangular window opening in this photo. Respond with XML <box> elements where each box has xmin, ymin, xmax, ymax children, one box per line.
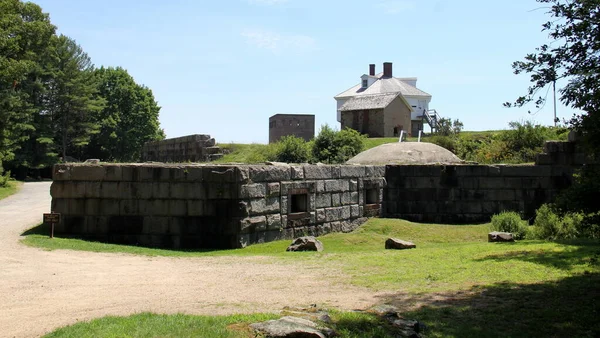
<box><xmin>365</xmin><ymin>188</ymin><xmax>379</xmax><ymax>205</ymax></box>
<box><xmin>291</xmin><ymin>193</ymin><xmax>308</xmax><ymax>213</ymax></box>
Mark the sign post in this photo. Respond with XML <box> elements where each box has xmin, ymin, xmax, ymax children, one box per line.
<box><xmin>43</xmin><ymin>213</ymin><xmax>60</xmax><ymax>239</ymax></box>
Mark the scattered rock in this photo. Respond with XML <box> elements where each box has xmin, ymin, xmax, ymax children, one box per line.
<box><xmin>286</xmin><ymin>236</ymin><xmax>324</xmax><ymax>252</ymax></box>
<box><xmin>250</xmin><ymin>316</ymin><xmax>326</xmax><ymax>338</ymax></box>
<box><xmin>488</xmin><ymin>231</ymin><xmax>515</xmax><ymax>242</ymax></box>
<box><xmin>385</xmin><ymin>238</ymin><xmax>416</xmax><ymax>250</ymax></box>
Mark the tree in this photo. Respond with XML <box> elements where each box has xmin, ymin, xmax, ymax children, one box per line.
<box><xmin>507</xmin><ymin>0</ymin><xmax>600</xmax><ymax>156</ymax></box>
<box><xmin>436</xmin><ymin>118</ymin><xmax>464</xmax><ymax>136</ymax></box>
<box><xmin>45</xmin><ymin>35</ymin><xmax>104</xmax><ymax>161</ymax></box>
<box><xmin>88</xmin><ymin>67</ymin><xmax>164</xmax><ymax>162</ymax></box>
<box><xmin>0</xmin><ymin>0</ymin><xmax>55</xmax><ymax>174</ymax></box>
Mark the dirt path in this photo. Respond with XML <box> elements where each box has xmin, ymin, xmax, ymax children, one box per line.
<box><xmin>0</xmin><ymin>183</ymin><xmax>381</xmax><ymax>338</ymax></box>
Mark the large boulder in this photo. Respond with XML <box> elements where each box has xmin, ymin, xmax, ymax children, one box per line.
<box><xmin>385</xmin><ymin>238</ymin><xmax>416</xmax><ymax>250</ymax></box>
<box><xmin>488</xmin><ymin>231</ymin><xmax>515</xmax><ymax>242</ymax></box>
<box><xmin>250</xmin><ymin>316</ymin><xmax>326</xmax><ymax>338</ymax></box>
<box><xmin>287</xmin><ymin>236</ymin><xmax>324</xmax><ymax>252</ymax></box>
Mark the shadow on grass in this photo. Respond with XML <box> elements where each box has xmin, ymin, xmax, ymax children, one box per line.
<box><xmin>377</xmin><ymin>272</ymin><xmax>600</xmax><ymax>337</ymax></box>
<box><xmin>476</xmin><ymin>239</ymin><xmax>600</xmax><ymax>270</ymax></box>
<box><xmin>20</xmin><ymin>223</ymin><xmax>224</xmax><ymax>254</ymax></box>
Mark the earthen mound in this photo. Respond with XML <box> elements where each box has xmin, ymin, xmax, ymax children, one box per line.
<box><xmin>347</xmin><ymin>142</ymin><xmax>462</xmax><ymax>165</ymax></box>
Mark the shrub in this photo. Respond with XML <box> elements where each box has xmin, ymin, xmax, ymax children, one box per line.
<box><xmin>312</xmin><ymin>125</ymin><xmax>365</xmax><ymax>164</ymax></box>
<box><xmin>275</xmin><ymin>136</ymin><xmax>311</xmax><ymax>163</ymax></box>
<box><xmin>531</xmin><ymin>204</ymin><xmax>584</xmax><ymax>240</ymax></box>
<box><xmin>312</xmin><ymin>125</ymin><xmax>337</xmax><ymax>163</ymax></box>
<box><xmin>333</xmin><ymin>128</ymin><xmax>365</xmax><ymax>163</ymax></box>
<box><xmin>490</xmin><ymin>211</ymin><xmax>530</xmax><ymax>240</ymax></box>
<box><xmin>427</xmin><ymin>135</ymin><xmax>456</xmax><ymax>153</ymax></box>
<box><xmin>0</xmin><ymin>170</ymin><xmax>10</xmax><ymax>188</ymax></box>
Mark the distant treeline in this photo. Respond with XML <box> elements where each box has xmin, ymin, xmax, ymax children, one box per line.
<box><xmin>1</xmin><ymin>0</ymin><xmax>165</xmax><ymax>178</ymax></box>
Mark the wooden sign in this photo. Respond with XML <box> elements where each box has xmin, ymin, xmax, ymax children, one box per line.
<box><xmin>43</xmin><ymin>213</ymin><xmax>60</xmax><ymax>238</ymax></box>
<box><xmin>43</xmin><ymin>213</ymin><xmax>60</xmax><ymax>224</ymax></box>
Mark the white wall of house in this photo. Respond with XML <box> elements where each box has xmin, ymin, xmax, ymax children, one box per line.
<box><xmin>336</xmin><ymin>98</ymin><xmax>348</xmax><ymax>122</ymax></box>
<box><xmin>406</xmin><ymin>97</ymin><xmax>431</xmax><ymax>120</ymax></box>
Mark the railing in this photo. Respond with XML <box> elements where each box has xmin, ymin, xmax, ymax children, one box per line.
<box><xmin>422</xmin><ymin>109</ymin><xmax>442</xmax><ymax>133</ymax></box>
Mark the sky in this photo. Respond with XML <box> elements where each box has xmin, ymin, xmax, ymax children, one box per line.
<box><xmin>33</xmin><ymin>0</ymin><xmax>569</xmax><ymax>144</ymax></box>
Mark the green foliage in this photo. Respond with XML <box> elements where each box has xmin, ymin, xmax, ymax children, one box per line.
<box><xmin>274</xmin><ymin>135</ymin><xmax>311</xmax><ymax>163</ymax></box>
<box><xmin>88</xmin><ymin>67</ymin><xmax>164</xmax><ymax>162</ymax></box>
<box><xmin>436</xmin><ymin>118</ymin><xmax>464</xmax><ymax>136</ymax></box>
<box><xmin>0</xmin><ymin>0</ymin><xmax>56</xmax><ymax>174</ymax></box>
<box><xmin>0</xmin><ymin>2</ymin><xmax>165</xmax><ymax>175</ymax></box>
<box><xmin>490</xmin><ymin>211</ymin><xmax>530</xmax><ymax>240</ymax></box>
<box><xmin>0</xmin><ymin>170</ymin><xmax>10</xmax><ymax>187</ymax></box>
<box><xmin>454</xmin><ymin>121</ymin><xmax>568</xmax><ymax>163</ymax></box>
<box><xmin>312</xmin><ymin>125</ymin><xmax>365</xmax><ymax>163</ymax></box>
<box><xmin>427</xmin><ymin>135</ymin><xmax>456</xmax><ymax>153</ymax></box>
<box><xmin>552</xmin><ymin>166</ymin><xmax>600</xmax><ymax>238</ymax></box>
<box><xmin>531</xmin><ymin>204</ymin><xmax>583</xmax><ymax>240</ymax></box>
<box><xmin>508</xmin><ymin>0</ymin><xmax>600</xmax><ymax>157</ymax></box>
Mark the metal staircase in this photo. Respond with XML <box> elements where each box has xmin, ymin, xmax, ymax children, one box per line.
<box><xmin>422</xmin><ymin>109</ymin><xmax>442</xmax><ymax>133</ymax></box>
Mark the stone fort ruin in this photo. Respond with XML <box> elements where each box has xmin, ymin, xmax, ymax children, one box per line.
<box><xmin>51</xmin><ymin>153</ymin><xmax>575</xmax><ymax>249</ymax></box>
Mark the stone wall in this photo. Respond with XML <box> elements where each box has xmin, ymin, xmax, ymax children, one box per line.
<box><xmin>141</xmin><ymin>134</ymin><xmax>223</xmax><ymax>163</ymax></box>
<box><xmin>51</xmin><ymin>164</ymin><xmax>385</xmax><ymax>249</ymax></box>
<box><xmin>50</xmin><ymin>162</ymin><xmax>576</xmax><ymax>249</ymax></box>
<box><xmin>384</xmin><ymin>164</ymin><xmax>574</xmax><ymax>224</ymax></box>
<box><xmin>536</xmin><ymin>139</ymin><xmax>592</xmax><ymax>166</ymax></box>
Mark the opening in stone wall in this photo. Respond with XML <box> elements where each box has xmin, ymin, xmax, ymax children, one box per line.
<box><xmin>365</xmin><ymin>188</ymin><xmax>379</xmax><ymax>205</ymax></box>
<box><xmin>291</xmin><ymin>193</ymin><xmax>308</xmax><ymax>213</ymax></box>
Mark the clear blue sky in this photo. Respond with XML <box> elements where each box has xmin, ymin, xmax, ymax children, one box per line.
<box><xmin>34</xmin><ymin>0</ymin><xmax>568</xmax><ymax>143</ymax></box>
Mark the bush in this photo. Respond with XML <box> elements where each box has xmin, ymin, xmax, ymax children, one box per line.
<box><xmin>531</xmin><ymin>204</ymin><xmax>584</xmax><ymax>240</ymax></box>
<box><xmin>312</xmin><ymin>125</ymin><xmax>365</xmax><ymax>164</ymax></box>
<box><xmin>490</xmin><ymin>211</ymin><xmax>530</xmax><ymax>239</ymax></box>
<box><xmin>333</xmin><ymin>128</ymin><xmax>365</xmax><ymax>163</ymax></box>
<box><xmin>275</xmin><ymin>136</ymin><xmax>311</xmax><ymax>163</ymax></box>
<box><xmin>427</xmin><ymin>135</ymin><xmax>456</xmax><ymax>153</ymax></box>
<box><xmin>0</xmin><ymin>170</ymin><xmax>10</xmax><ymax>188</ymax></box>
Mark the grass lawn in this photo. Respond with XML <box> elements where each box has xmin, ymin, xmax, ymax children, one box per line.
<box><xmin>43</xmin><ymin>311</ymin><xmax>401</xmax><ymax>338</ymax></box>
<box><xmin>214</xmin><ymin>143</ymin><xmax>277</xmax><ymax>164</ymax></box>
<box><xmin>26</xmin><ymin>219</ymin><xmax>600</xmax><ymax>337</ymax></box>
<box><xmin>0</xmin><ymin>180</ymin><xmax>22</xmax><ymax>200</ymax></box>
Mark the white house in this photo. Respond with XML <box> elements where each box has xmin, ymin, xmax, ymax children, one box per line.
<box><xmin>335</xmin><ymin>62</ymin><xmax>434</xmax><ymax>136</ymax></box>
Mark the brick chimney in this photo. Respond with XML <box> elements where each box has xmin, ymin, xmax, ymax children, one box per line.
<box><xmin>383</xmin><ymin>62</ymin><xmax>393</xmax><ymax>77</ymax></box>
<box><xmin>369</xmin><ymin>64</ymin><xmax>376</xmax><ymax>76</ymax></box>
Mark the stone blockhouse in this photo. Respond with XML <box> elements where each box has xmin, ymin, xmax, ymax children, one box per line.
<box><xmin>335</xmin><ymin>62</ymin><xmax>432</xmax><ymax>137</ymax></box>
<box><xmin>269</xmin><ymin>114</ymin><xmax>315</xmax><ymax>143</ymax></box>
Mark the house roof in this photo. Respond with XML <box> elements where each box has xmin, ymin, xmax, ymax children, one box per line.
<box><xmin>335</xmin><ymin>73</ymin><xmax>431</xmax><ymax>99</ymax></box>
<box><xmin>339</xmin><ymin>93</ymin><xmax>413</xmax><ymax>112</ymax></box>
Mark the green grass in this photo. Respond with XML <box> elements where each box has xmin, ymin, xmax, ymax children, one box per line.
<box><xmin>44</xmin><ymin>311</ymin><xmax>404</xmax><ymax>338</ymax></box>
<box><xmin>0</xmin><ymin>180</ymin><xmax>22</xmax><ymax>200</ymax></box>
<box><xmin>214</xmin><ymin>143</ymin><xmax>278</xmax><ymax>164</ymax></box>
<box><xmin>44</xmin><ymin>313</ymin><xmax>278</xmax><ymax>338</ymax></box>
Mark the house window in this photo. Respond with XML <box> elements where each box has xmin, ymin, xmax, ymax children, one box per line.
<box><xmin>362</xmin><ymin>79</ymin><xmax>368</xmax><ymax>88</ymax></box>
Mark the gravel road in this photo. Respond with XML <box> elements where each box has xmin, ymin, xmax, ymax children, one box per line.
<box><xmin>0</xmin><ymin>182</ymin><xmax>379</xmax><ymax>338</ymax></box>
